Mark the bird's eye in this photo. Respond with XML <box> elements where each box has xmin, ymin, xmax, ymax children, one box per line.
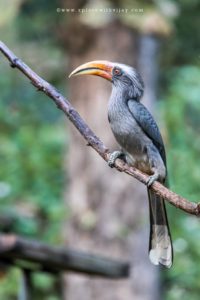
<box><xmin>114</xmin><ymin>68</ymin><xmax>121</xmax><ymax>76</ymax></box>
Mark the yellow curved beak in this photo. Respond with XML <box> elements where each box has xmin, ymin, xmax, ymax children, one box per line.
<box><xmin>69</xmin><ymin>60</ymin><xmax>113</xmax><ymax>82</ymax></box>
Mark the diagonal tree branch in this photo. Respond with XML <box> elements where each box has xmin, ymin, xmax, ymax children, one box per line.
<box><xmin>0</xmin><ymin>40</ymin><xmax>199</xmax><ymax>216</ymax></box>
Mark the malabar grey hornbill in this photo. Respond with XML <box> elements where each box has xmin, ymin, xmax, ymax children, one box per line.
<box><xmin>69</xmin><ymin>60</ymin><xmax>173</xmax><ymax>268</ymax></box>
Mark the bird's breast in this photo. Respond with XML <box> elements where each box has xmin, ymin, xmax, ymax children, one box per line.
<box><xmin>108</xmin><ymin>103</ymin><xmax>150</xmax><ymax>152</ymax></box>
<box><xmin>108</xmin><ymin>99</ymin><xmax>154</xmax><ymax>173</ymax></box>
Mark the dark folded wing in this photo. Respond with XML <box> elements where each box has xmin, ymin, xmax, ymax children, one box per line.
<box><xmin>127</xmin><ymin>99</ymin><xmax>166</xmax><ymax>166</ymax></box>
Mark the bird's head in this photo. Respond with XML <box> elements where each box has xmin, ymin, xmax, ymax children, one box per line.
<box><xmin>69</xmin><ymin>60</ymin><xmax>144</xmax><ymax>101</ymax></box>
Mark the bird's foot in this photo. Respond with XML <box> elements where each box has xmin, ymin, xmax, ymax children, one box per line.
<box><xmin>147</xmin><ymin>173</ymin><xmax>159</xmax><ymax>188</ymax></box>
<box><xmin>108</xmin><ymin>151</ymin><xmax>124</xmax><ymax>168</ymax></box>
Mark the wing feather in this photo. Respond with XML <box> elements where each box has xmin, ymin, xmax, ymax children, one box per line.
<box><xmin>127</xmin><ymin>100</ymin><xmax>166</xmax><ymax>166</ymax></box>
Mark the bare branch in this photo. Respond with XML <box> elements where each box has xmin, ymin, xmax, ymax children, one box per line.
<box><xmin>0</xmin><ymin>234</ymin><xmax>129</xmax><ymax>278</ymax></box>
<box><xmin>0</xmin><ymin>40</ymin><xmax>199</xmax><ymax>216</ymax></box>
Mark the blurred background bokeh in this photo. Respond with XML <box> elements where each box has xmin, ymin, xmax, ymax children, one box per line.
<box><xmin>0</xmin><ymin>0</ymin><xmax>200</xmax><ymax>299</ymax></box>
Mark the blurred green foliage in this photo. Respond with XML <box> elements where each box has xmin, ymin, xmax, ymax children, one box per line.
<box><xmin>0</xmin><ymin>72</ymin><xmax>67</xmax><ymax>241</ymax></box>
<box><xmin>0</xmin><ymin>0</ymin><xmax>200</xmax><ymax>299</ymax></box>
<box><xmin>0</xmin><ymin>1</ymin><xmax>66</xmax><ymax>299</ymax></box>
<box><xmin>161</xmin><ymin>66</ymin><xmax>200</xmax><ymax>300</ymax></box>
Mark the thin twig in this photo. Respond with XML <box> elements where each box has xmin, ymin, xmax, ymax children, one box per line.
<box><xmin>0</xmin><ymin>40</ymin><xmax>199</xmax><ymax>216</ymax></box>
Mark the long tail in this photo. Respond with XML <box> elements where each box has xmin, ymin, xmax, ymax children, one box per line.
<box><xmin>147</xmin><ymin>188</ymin><xmax>173</xmax><ymax>268</ymax></box>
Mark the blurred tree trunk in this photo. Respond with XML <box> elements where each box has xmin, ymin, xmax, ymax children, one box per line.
<box><xmin>61</xmin><ymin>4</ymin><xmax>160</xmax><ymax>300</ymax></box>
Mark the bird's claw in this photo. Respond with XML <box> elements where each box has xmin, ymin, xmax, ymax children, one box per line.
<box><xmin>108</xmin><ymin>151</ymin><xmax>124</xmax><ymax>168</ymax></box>
<box><xmin>147</xmin><ymin>173</ymin><xmax>159</xmax><ymax>188</ymax></box>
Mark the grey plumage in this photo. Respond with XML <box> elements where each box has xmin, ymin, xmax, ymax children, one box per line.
<box><xmin>127</xmin><ymin>100</ymin><xmax>166</xmax><ymax>166</ymax></box>
<box><xmin>107</xmin><ymin>63</ymin><xmax>173</xmax><ymax>268</ymax></box>
<box><xmin>70</xmin><ymin>60</ymin><xmax>173</xmax><ymax>268</ymax></box>
<box><xmin>148</xmin><ymin>189</ymin><xmax>172</xmax><ymax>267</ymax></box>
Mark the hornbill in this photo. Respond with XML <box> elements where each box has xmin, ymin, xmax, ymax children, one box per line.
<box><xmin>69</xmin><ymin>60</ymin><xmax>173</xmax><ymax>268</ymax></box>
